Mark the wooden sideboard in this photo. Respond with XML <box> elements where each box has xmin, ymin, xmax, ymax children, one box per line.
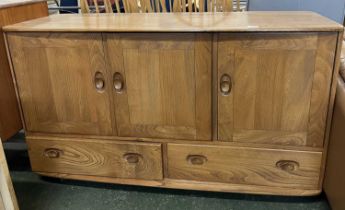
<box><xmin>0</xmin><ymin>0</ymin><xmax>48</xmax><ymax>141</ymax></box>
<box><xmin>3</xmin><ymin>12</ymin><xmax>343</xmax><ymax>196</ymax></box>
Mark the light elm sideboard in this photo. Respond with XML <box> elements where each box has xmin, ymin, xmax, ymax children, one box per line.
<box><xmin>3</xmin><ymin>12</ymin><xmax>343</xmax><ymax>196</ymax></box>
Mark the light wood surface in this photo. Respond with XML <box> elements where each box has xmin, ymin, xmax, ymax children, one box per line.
<box><xmin>26</xmin><ymin>133</ymin><xmax>324</xmax><ymax>152</ymax></box>
<box><xmin>0</xmin><ymin>141</ymin><xmax>19</xmax><ymax>210</ymax></box>
<box><xmin>3</xmin><ymin>12</ymin><xmax>343</xmax><ymax>32</ymax></box>
<box><xmin>4</xmin><ymin>12</ymin><xmax>343</xmax><ymax>195</ymax></box>
<box><xmin>104</xmin><ymin>33</ymin><xmax>211</xmax><ymax>140</ymax></box>
<box><xmin>0</xmin><ymin>1</ymin><xmax>48</xmax><ymax>141</ymax></box>
<box><xmin>25</xmin><ymin>135</ymin><xmax>321</xmax><ymax>196</ymax></box>
<box><xmin>7</xmin><ymin>33</ymin><xmax>114</xmax><ymax>136</ymax></box>
<box><xmin>307</xmin><ymin>33</ymin><xmax>339</xmax><ymax>147</ymax></box>
<box><xmin>27</xmin><ymin>137</ymin><xmax>163</xmax><ymax>180</ymax></box>
<box><xmin>217</xmin><ymin>32</ymin><xmax>338</xmax><ymax>147</ymax></box>
<box><xmin>167</xmin><ymin>143</ymin><xmax>322</xmax><ymax>190</ymax></box>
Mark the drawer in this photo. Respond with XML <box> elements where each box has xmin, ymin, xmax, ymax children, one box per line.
<box><xmin>27</xmin><ymin>137</ymin><xmax>163</xmax><ymax>180</ymax></box>
<box><xmin>167</xmin><ymin>144</ymin><xmax>322</xmax><ymax>189</ymax></box>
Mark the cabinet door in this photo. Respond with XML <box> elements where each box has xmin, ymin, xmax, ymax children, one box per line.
<box><xmin>105</xmin><ymin>33</ymin><xmax>212</xmax><ymax>140</ymax></box>
<box><xmin>218</xmin><ymin>33</ymin><xmax>337</xmax><ymax>147</ymax></box>
<box><xmin>8</xmin><ymin>33</ymin><xmax>114</xmax><ymax>135</ymax></box>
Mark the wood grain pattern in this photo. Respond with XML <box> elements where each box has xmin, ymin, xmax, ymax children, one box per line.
<box><xmin>0</xmin><ymin>1</ymin><xmax>48</xmax><ymax>141</ymax></box>
<box><xmin>27</xmin><ymin>133</ymin><xmax>324</xmax><ymax>152</ymax></box>
<box><xmin>7</xmin><ymin>33</ymin><xmax>114</xmax><ymax>135</ymax></box>
<box><xmin>233</xmin><ymin>130</ymin><xmax>307</xmax><ymax>146</ymax></box>
<box><xmin>217</xmin><ymin>33</ymin><xmax>336</xmax><ymax>147</ymax></box>
<box><xmin>4</xmin><ymin>13</ymin><xmax>342</xmax><ymax>196</ymax></box>
<box><xmin>27</xmin><ymin>137</ymin><xmax>163</xmax><ymax>180</ymax></box>
<box><xmin>307</xmin><ymin>33</ymin><xmax>338</xmax><ymax>147</ymax></box>
<box><xmin>104</xmin><ymin>33</ymin><xmax>211</xmax><ymax>140</ymax></box>
<box><xmin>167</xmin><ymin>143</ymin><xmax>322</xmax><ymax>190</ymax></box>
<box><xmin>3</xmin><ymin>12</ymin><xmax>343</xmax><ymax>33</ymax></box>
<box><xmin>0</xmin><ymin>140</ymin><xmax>19</xmax><ymax>210</ymax></box>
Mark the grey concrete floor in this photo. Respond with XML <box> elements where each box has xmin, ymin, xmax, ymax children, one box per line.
<box><xmin>4</xmin><ymin>133</ymin><xmax>331</xmax><ymax>210</ymax></box>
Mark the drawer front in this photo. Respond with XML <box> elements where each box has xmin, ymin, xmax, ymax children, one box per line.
<box><xmin>27</xmin><ymin>137</ymin><xmax>163</xmax><ymax>180</ymax></box>
<box><xmin>167</xmin><ymin>144</ymin><xmax>322</xmax><ymax>189</ymax></box>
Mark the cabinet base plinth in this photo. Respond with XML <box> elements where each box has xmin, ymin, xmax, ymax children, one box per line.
<box><xmin>36</xmin><ymin>172</ymin><xmax>321</xmax><ymax>196</ymax></box>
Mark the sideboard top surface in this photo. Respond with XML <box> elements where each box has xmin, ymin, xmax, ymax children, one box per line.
<box><xmin>0</xmin><ymin>0</ymin><xmax>45</xmax><ymax>9</ymax></box>
<box><xmin>3</xmin><ymin>12</ymin><xmax>344</xmax><ymax>32</ymax></box>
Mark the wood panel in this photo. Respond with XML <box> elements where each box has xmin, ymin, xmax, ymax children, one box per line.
<box><xmin>217</xmin><ymin>33</ymin><xmax>337</xmax><ymax>147</ymax></box>
<box><xmin>167</xmin><ymin>143</ymin><xmax>322</xmax><ymax>190</ymax></box>
<box><xmin>0</xmin><ymin>141</ymin><xmax>19</xmax><ymax>210</ymax></box>
<box><xmin>27</xmin><ymin>137</ymin><xmax>163</xmax><ymax>180</ymax></box>
<box><xmin>27</xmin><ymin>133</ymin><xmax>324</xmax><ymax>152</ymax></box>
<box><xmin>0</xmin><ymin>1</ymin><xmax>48</xmax><ymax>141</ymax></box>
<box><xmin>307</xmin><ymin>33</ymin><xmax>338</xmax><ymax>147</ymax></box>
<box><xmin>7</xmin><ymin>33</ymin><xmax>114</xmax><ymax>136</ymax></box>
<box><xmin>104</xmin><ymin>33</ymin><xmax>212</xmax><ymax>140</ymax></box>
<box><xmin>3</xmin><ymin>12</ymin><xmax>343</xmax><ymax>33</ymax></box>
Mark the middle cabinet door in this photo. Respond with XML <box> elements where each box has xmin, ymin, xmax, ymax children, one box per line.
<box><xmin>104</xmin><ymin>33</ymin><xmax>212</xmax><ymax>140</ymax></box>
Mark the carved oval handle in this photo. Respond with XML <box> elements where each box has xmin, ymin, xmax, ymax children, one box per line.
<box><xmin>220</xmin><ymin>74</ymin><xmax>232</xmax><ymax>95</ymax></box>
<box><xmin>94</xmin><ymin>72</ymin><xmax>105</xmax><ymax>91</ymax></box>
<box><xmin>95</xmin><ymin>78</ymin><xmax>105</xmax><ymax>90</ymax></box>
<box><xmin>187</xmin><ymin>155</ymin><xmax>207</xmax><ymax>165</ymax></box>
<box><xmin>113</xmin><ymin>72</ymin><xmax>124</xmax><ymax>92</ymax></box>
<box><xmin>123</xmin><ymin>153</ymin><xmax>142</xmax><ymax>164</ymax></box>
<box><xmin>276</xmin><ymin>160</ymin><xmax>300</xmax><ymax>172</ymax></box>
<box><xmin>44</xmin><ymin>148</ymin><xmax>63</xmax><ymax>159</ymax></box>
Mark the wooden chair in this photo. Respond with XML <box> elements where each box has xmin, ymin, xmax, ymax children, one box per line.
<box><xmin>80</xmin><ymin>0</ymin><xmax>243</xmax><ymax>13</ymax></box>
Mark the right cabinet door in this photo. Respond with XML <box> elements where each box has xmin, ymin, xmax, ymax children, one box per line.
<box><xmin>218</xmin><ymin>33</ymin><xmax>338</xmax><ymax>147</ymax></box>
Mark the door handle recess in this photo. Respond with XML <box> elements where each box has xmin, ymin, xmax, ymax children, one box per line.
<box><xmin>123</xmin><ymin>153</ymin><xmax>142</xmax><ymax>164</ymax></box>
<box><xmin>113</xmin><ymin>72</ymin><xmax>124</xmax><ymax>93</ymax></box>
<box><xmin>220</xmin><ymin>74</ymin><xmax>232</xmax><ymax>95</ymax></box>
<box><xmin>94</xmin><ymin>72</ymin><xmax>105</xmax><ymax>91</ymax></box>
<box><xmin>44</xmin><ymin>148</ymin><xmax>63</xmax><ymax>159</ymax></box>
<box><xmin>187</xmin><ymin>155</ymin><xmax>207</xmax><ymax>165</ymax></box>
<box><xmin>276</xmin><ymin>160</ymin><xmax>300</xmax><ymax>172</ymax></box>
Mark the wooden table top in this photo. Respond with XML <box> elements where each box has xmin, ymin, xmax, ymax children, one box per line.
<box><xmin>0</xmin><ymin>0</ymin><xmax>45</xmax><ymax>9</ymax></box>
<box><xmin>3</xmin><ymin>12</ymin><xmax>344</xmax><ymax>32</ymax></box>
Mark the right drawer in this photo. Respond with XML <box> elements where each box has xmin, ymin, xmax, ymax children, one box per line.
<box><xmin>167</xmin><ymin>143</ymin><xmax>322</xmax><ymax>189</ymax></box>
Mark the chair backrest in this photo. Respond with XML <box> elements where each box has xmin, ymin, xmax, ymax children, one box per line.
<box><xmin>80</xmin><ymin>0</ymin><xmax>243</xmax><ymax>13</ymax></box>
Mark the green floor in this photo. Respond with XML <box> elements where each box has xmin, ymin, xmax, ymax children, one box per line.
<box><xmin>4</xmin><ymin>134</ymin><xmax>331</xmax><ymax>210</ymax></box>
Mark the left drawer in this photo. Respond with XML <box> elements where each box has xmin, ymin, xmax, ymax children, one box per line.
<box><xmin>26</xmin><ymin>137</ymin><xmax>163</xmax><ymax>180</ymax></box>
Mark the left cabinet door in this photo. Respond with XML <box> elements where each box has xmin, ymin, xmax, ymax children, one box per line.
<box><xmin>7</xmin><ymin>33</ymin><xmax>115</xmax><ymax>135</ymax></box>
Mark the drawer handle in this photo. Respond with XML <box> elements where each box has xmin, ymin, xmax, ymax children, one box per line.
<box><xmin>123</xmin><ymin>153</ymin><xmax>142</xmax><ymax>164</ymax></box>
<box><xmin>94</xmin><ymin>72</ymin><xmax>105</xmax><ymax>91</ymax></box>
<box><xmin>44</xmin><ymin>148</ymin><xmax>63</xmax><ymax>159</ymax></box>
<box><xmin>187</xmin><ymin>155</ymin><xmax>207</xmax><ymax>165</ymax></box>
<box><xmin>113</xmin><ymin>72</ymin><xmax>124</xmax><ymax>93</ymax></box>
<box><xmin>276</xmin><ymin>160</ymin><xmax>299</xmax><ymax>172</ymax></box>
<box><xmin>220</xmin><ymin>74</ymin><xmax>232</xmax><ymax>95</ymax></box>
